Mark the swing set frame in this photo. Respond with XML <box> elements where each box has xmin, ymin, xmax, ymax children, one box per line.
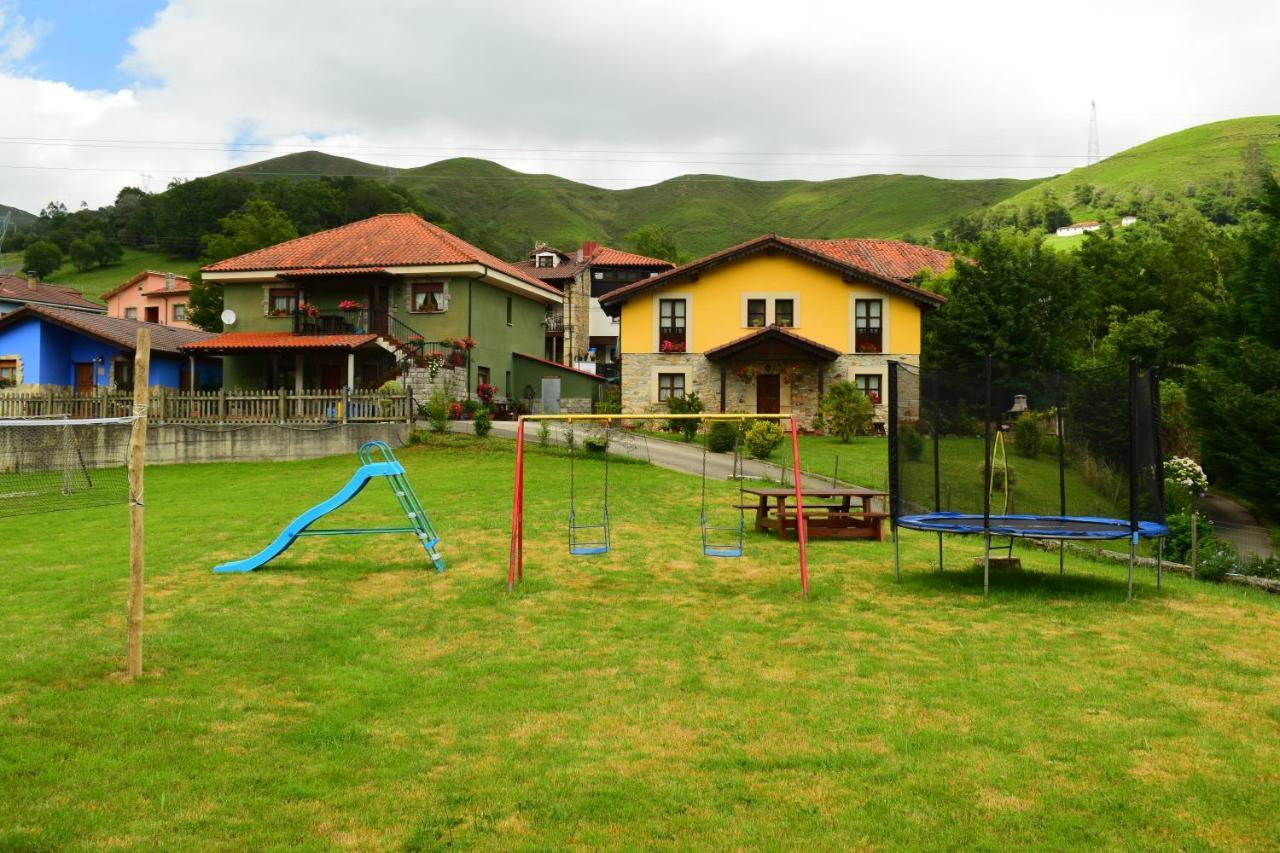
<box><xmin>508</xmin><ymin>413</ymin><xmax>812</xmax><ymax>597</ymax></box>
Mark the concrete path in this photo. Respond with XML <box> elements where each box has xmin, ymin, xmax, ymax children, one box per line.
<box><xmin>448</xmin><ymin>419</ymin><xmax>855</xmax><ymax>489</ymax></box>
<box><xmin>1197</xmin><ymin>490</ymin><xmax>1274</xmax><ymax>559</ymax></box>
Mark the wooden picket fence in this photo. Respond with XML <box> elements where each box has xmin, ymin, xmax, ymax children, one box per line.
<box><xmin>0</xmin><ymin>388</ymin><xmax>414</xmax><ymax>425</ymax></box>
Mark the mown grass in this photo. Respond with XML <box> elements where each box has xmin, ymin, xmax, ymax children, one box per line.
<box><xmin>0</xmin><ymin>248</ymin><xmax>197</xmax><ymax>302</ymax></box>
<box><xmin>2</xmin><ymin>437</ymin><xmax>1278</xmax><ymax>848</ymax></box>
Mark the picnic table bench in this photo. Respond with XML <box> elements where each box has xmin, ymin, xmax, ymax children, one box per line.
<box><xmin>741</xmin><ymin>487</ymin><xmax>889</xmax><ymax>541</ymax></box>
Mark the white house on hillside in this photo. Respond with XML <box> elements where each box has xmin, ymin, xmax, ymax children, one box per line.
<box><xmin>1055</xmin><ymin>220</ymin><xmax>1103</xmax><ymax>237</ymax></box>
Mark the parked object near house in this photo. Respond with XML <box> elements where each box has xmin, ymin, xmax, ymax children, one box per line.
<box><xmin>597</xmin><ymin>234</ymin><xmax>951</xmax><ymax>427</ymax></box>
<box><xmin>0</xmin><ymin>304</ymin><xmax>220</xmax><ymax>391</ymax></box>
<box><xmin>516</xmin><ymin>241</ymin><xmax>674</xmax><ymax>377</ymax></box>
<box><xmin>100</xmin><ymin>271</ymin><xmax>200</xmax><ymax>329</ymax></box>
<box><xmin>1054</xmin><ymin>220</ymin><xmax>1103</xmax><ymax>237</ymax></box>
<box><xmin>0</xmin><ymin>274</ymin><xmax>105</xmax><ymax>315</ymax></box>
<box><xmin>191</xmin><ymin>214</ymin><xmax>588</xmax><ymax>408</ymax></box>
<box><xmin>213</xmin><ymin>440</ymin><xmax>445</xmax><ymax>574</ymax></box>
<box><xmin>1120</xmin><ymin>215</ymin><xmax>1138</xmax><ymax>227</ymax></box>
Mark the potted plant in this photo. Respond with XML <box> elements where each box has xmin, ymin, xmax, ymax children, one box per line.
<box><xmin>476</xmin><ymin>382</ymin><xmax>498</xmax><ymax>407</ymax></box>
<box><xmin>338</xmin><ymin>299</ymin><xmax>365</xmax><ymax>311</ymax></box>
<box><xmin>297</xmin><ymin>301</ymin><xmax>320</xmax><ymax>318</ymax></box>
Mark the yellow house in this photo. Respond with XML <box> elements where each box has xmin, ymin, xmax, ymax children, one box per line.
<box><xmin>598</xmin><ymin>234</ymin><xmax>951</xmax><ymax>426</ymax></box>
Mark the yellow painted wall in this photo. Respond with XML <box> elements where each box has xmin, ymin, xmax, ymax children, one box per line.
<box><xmin>619</xmin><ymin>252</ymin><xmax>924</xmax><ymax>354</ymax></box>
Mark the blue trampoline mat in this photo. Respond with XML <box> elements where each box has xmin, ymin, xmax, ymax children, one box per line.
<box><xmin>897</xmin><ymin>513</ymin><xmax>1168</xmax><ymax>540</ymax></box>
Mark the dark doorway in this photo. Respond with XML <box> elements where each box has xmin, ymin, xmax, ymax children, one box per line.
<box><xmin>321</xmin><ymin>364</ymin><xmax>343</xmax><ymax>390</ymax></box>
<box><xmin>74</xmin><ymin>362</ymin><xmax>95</xmax><ymax>393</ymax></box>
<box><xmin>367</xmin><ymin>282</ymin><xmax>390</xmax><ymax>334</ymax></box>
<box><xmin>757</xmin><ymin>374</ymin><xmax>781</xmax><ymax>415</ymax></box>
<box><xmin>144</xmin><ymin>306</ymin><xmax>159</xmax><ymax>323</ymax></box>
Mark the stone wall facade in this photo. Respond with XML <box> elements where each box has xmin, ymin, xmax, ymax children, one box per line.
<box><xmin>402</xmin><ymin>363</ymin><xmax>467</xmax><ymax>404</ymax></box>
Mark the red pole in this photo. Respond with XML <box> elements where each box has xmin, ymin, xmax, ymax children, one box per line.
<box><xmin>508</xmin><ymin>417</ymin><xmax>525</xmax><ymax>591</ymax></box>
<box><xmin>789</xmin><ymin>416</ymin><xmax>809</xmax><ymax>598</ymax></box>
<box><xmin>516</xmin><ymin>419</ymin><xmax>525</xmax><ymax>582</ymax></box>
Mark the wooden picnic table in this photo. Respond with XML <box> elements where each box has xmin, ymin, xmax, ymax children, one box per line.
<box><xmin>740</xmin><ymin>487</ymin><xmax>890</xmax><ymax>541</ymax></box>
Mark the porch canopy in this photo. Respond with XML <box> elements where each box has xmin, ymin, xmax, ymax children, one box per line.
<box><xmin>180</xmin><ymin>332</ymin><xmax>384</xmax><ymax>354</ymax></box>
<box><xmin>703</xmin><ymin>324</ymin><xmax>841</xmax><ymax>364</ymax></box>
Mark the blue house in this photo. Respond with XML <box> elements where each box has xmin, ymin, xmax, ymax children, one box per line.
<box><xmin>0</xmin><ymin>304</ymin><xmax>220</xmax><ymax>391</ymax></box>
<box><xmin>0</xmin><ymin>274</ymin><xmax>106</xmax><ymax>316</ymax></box>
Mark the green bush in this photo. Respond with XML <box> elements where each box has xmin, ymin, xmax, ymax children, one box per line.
<box><xmin>584</xmin><ymin>432</ymin><xmax>609</xmax><ymax>454</ymax></box>
<box><xmin>594</xmin><ymin>386</ymin><xmax>622</xmax><ymax>414</ymax></box>
<box><xmin>979</xmin><ymin>460</ymin><xmax>1017</xmax><ymax>490</ymax></box>
<box><xmin>666</xmin><ymin>392</ymin><xmax>703</xmax><ymax>441</ymax></box>
<box><xmin>1243</xmin><ymin>554</ymin><xmax>1280</xmax><ymax>580</ymax></box>
<box><xmin>818</xmin><ymin>380</ymin><xmax>874</xmax><ymax>443</ymax></box>
<box><xmin>473</xmin><ymin>409</ymin><xmax>492</xmax><ymax>437</ymax></box>
<box><xmin>537</xmin><ymin>421</ymin><xmax>551</xmax><ymax>447</ymax></box>
<box><xmin>707</xmin><ymin>420</ymin><xmax>738</xmax><ymax>454</ymax></box>
<box><xmin>1012</xmin><ymin>415</ymin><xmax>1042</xmax><ymax>458</ymax></box>
<box><xmin>461</xmin><ymin>399</ymin><xmax>481</xmax><ymax>418</ymax></box>
<box><xmin>900</xmin><ymin>421</ymin><xmax>924</xmax><ymax>461</ymax></box>
<box><xmin>1163</xmin><ymin>511</ymin><xmax>1214</xmax><ymax>564</ymax></box>
<box><xmin>745</xmin><ymin>420</ymin><xmax>786</xmax><ymax>460</ymax></box>
<box><xmin>421</xmin><ymin>390</ymin><xmax>450</xmax><ymax>434</ymax></box>
<box><xmin>1196</xmin><ymin>540</ymin><xmax>1240</xmax><ymax>582</ymax></box>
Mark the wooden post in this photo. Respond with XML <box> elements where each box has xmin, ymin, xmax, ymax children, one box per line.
<box><xmin>341</xmin><ymin>386</ymin><xmax>349</xmax><ymax>425</ymax></box>
<box><xmin>217</xmin><ymin>388</ymin><xmax>227</xmax><ymax>423</ymax></box>
<box><xmin>278</xmin><ymin>386</ymin><xmax>287</xmax><ymax>423</ymax></box>
<box><xmin>126</xmin><ymin>329</ymin><xmax>149</xmax><ymax>679</ymax></box>
<box><xmin>1191</xmin><ymin>512</ymin><xmax>1199</xmax><ymax>574</ymax></box>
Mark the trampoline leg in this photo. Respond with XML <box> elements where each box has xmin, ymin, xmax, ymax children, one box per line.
<box><xmin>1157</xmin><ymin>537</ymin><xmax>1164</xmax><ymax>590</ymax></box>
<box><xmin>1059</xmin><ymin>543</ymin><xmax>1064</xmax><ymax>576</ymax></box>
<box><xmin>983</xmin><ymin>533</ymin><xmax>991</xmax><ymax>596</ymax></box>
<box><xmin>893</xmin><ymin>525</ymin><xmax>901</xmax><ymax>582</ymax></box>
<box><xmin>937</xmin><ymin>531</ymin><xmax>944</xmax><ymax>573</ymax></box>
<box><xmin>1127</xmin><ymin>534</ymin><xmax>1136</xmax><ymax>602</ymax></box>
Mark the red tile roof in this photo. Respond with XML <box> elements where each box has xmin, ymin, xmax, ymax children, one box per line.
<box><xmin>181</xmin><ymin>332</ymin><xmax>381</xmax><ymax>353</ymax></box>
<box><xmin>516</xmin><ymin>242</ymin><xmax>674</xmax><ymax>283</ymax></box>
<box><xmin>590</xmin><ymin>246</ymin><xmax>673</xmax><ymax>268</ymax></box>
<box><xmin>0</xmin><ymin>304</ymin><xmax>215</xmax><ymax>355</ymax></box>
<box><xmin>0</xmin><ymin>275</ymin><xmax>104</xmax><ymax>312</ymax></box>
<box><xmin>100</xmin><ymin>270</ymin><xmax>192</xmax><ymax>301</ymax></box>
<box><xmin>703</xmin><ymin>324</ymin><xmax>843</xmax><ymax>362</ymax></box>
<box><xmin>202</xmin><ymin>213</ymin><xmax>556</xmax><ymax>294</ymax></box>
<box><xmin>599</xmin><ymin>234</ymin><xmax>949</xmax><ymax>308</ymax></box>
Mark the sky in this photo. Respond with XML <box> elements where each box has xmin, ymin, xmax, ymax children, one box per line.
<box><xmin>1</xmin><ymin>0</ymin><xmax>1278</xmax><ymax>214</ymax></box>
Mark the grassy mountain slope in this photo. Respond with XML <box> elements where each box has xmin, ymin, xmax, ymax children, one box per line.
<box><xmin>219</xmin><ymin>154</ymin><xmax>1039</xmax><ymax>258</ymax></box>
<box><xmin>1003</xmin><ymin>115</ymin><xmax>1280</xmax><ymax>217</ymax></box>
<box><xmin>1</xmin><ymin>203</ymin><xmax>37</xmax><ymax>229</ymax></box>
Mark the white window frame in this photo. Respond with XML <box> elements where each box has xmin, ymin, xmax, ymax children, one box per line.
<box><xmin>649</xmin><ymin>365</ymin><xmax>692</xmax><ymax>404</ymax></box>
<box><xmin>651</xmin><ymin>292</ymin><xmax>693</xmax><ymax>352</ymax></box>
<box><xmin>848</xmin><ymin>293</ymin><xmax>891</xmax><ymax>353</ymax></box>
<box><xmin>739</xmin><ymin>293</ymin><xmax>802</xmax><ymax>329</ymax></box>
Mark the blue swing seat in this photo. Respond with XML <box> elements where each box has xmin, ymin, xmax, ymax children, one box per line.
<box><xmin>569</xmin><ymin>511</ymin><xmax>610</xmax><ymax>556</ymax></box>
<box><xmin>702</xmin><ymin>516</ymin><xmax>744</xmax><ymax>558</ymax></box>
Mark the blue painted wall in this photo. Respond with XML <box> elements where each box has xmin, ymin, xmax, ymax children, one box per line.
<box><xmin>0</xmin><ymin>316</ymin><xmax>216</xmax><ymax>389</ymax></box>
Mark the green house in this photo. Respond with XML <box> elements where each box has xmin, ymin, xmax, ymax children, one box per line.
<box><xmin>187</xmin><ymin>213</ymin><xmax>604</xmax><ymax>408</ymax></box>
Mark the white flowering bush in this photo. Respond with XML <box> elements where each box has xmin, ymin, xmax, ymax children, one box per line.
<box><xmin>1166</xmin><ymin>456</ymin><xmax>1208</xmax><ymax>496</ymax></box>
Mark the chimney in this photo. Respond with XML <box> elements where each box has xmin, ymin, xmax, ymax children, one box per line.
<box><xmin>27</xmin><ymin>276</ymin><xmax>36</xmax><ymax>291</ymax></box>
<box><xmin>582</xmin><ymin>240</ymin><xmax>599</xmax><ymax>260</ymax></box>
<box><xmin>165</xmin><ymin>272</ymin><xmax>175</xmax><ymax>291</ymax></box>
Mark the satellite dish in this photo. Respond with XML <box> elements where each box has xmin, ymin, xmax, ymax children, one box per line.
<box><xmin>220</xmin><ymin>308</ymin><xmax>237</xmax><ymax>326</ymax></box>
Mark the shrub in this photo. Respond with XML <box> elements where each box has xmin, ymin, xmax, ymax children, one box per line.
<box><xmin>1196</xmin><ymin>540</ymin><xmax>1240</xmax><ymax>582</ymax></box>
<box><xmin>594</xmin><ymin>386</ymin><xmax>622</xmax><ymax>414</ymax></box>
<box><xmin>745</xmin><ymin>420</ymin><xmax>786</xmax><ymax>460</ymax></box>
<box><xmin>584</xmin><ymin>431</ymin><xmax>609</xmax><ymax>454</ymax></box>
<box><xmin>473</xmin><ymin>409</ymin><xmax>492</xmax><ymax>437</ymax></box>
<box><xmin>979</xmin><ymin>460</ymin><xmax>1017</xmax><ymax>490</ymax></box>
<box><xmin>537</xmin><ymin>420</ymin><xmax>551</xmax><ymax>447</ymax></box>
<box><xmin>666</xmin><ymin>392</ymin><xmax>703</xmax><ymax>441</ymax></box>
<box><xmin>1012</xmin><ymin>414</ymin><xmax>1042</xmax><ymax>458</ymax></box>
<box><xmin>1163</xmin><ymin>511</ymin><xmax>1214</xmax><ymax>564</ymax></box>
<box><xmin>1243</xmin><ymin>554</ymin><xmax>1280</xmax><ymax>580</ymax></box>
<box><xmin>421</xmin><ymin>390</ymin><xmax>450</xmax><ymax>434</ymax></box>
<box><xmin>460</xmin><ymin>399</ymin><xmax>481</xmax><ymax>418</ymax></box>
<box><xmin>818</xmin><ymin>380</ymin><xmax>874</xmax><ymax>443</ymax></box>
<box><xmin>900</xmin><ymin>421</ymin><xmax>924</xmax><ymax>462</ymax></box>
<box><xmin>707</xmin><ymin>420</ymin><xmax>738</xmax><ymax>454</ymax></box>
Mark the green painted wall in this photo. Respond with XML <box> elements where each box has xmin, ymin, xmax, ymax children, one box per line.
<box><xmin>513</xmin><ymin>355</ymin><xmax>604</xmax><ymax>400</ymax></box>
<box><xmin>217</xmin><ymin>274</ymin><xmax>554</xmax><ymax>396</ymax></box>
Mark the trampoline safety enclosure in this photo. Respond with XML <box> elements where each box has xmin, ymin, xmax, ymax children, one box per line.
<box><xmin>887</xmin><ymin>358</ymin><xmax>1168</xmax><ymax>599</ymax></box>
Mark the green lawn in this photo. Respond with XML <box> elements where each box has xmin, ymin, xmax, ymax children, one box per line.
<box><xmin>0</xmin><ymin>248</ymin><xmax>197</xmax><ymax>303</ymax></box>
<box><xmin>2</xmin><ymin>436</ymin><xmax>1278</xmax><ymax>848</ymax></box>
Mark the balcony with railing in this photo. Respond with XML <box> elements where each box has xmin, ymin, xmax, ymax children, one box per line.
<box><xmin>854</xmin><ymin>324</ymin><xmax>883</xmax><ymax>353</ymax></box>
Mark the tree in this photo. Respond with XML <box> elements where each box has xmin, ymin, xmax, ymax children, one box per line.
<box><xmin>69</xmin><ymin>237</ymin><xmax>99</xmax><ymax>272</ymax></box>
<box><xmin>819</xmin><ymin>380</ymin><xmax>874</xmax><ymax>442</ymax></box>
<box><xmin>187</xmin><ymin>199</ymin><xmax>300</xmax><ymax>332</ymax></box>
<box><xmin>625</xmin><ymin>225</ymin><xmax>683</xmax><ymax>263</ymax></box>
<box><xmin>22</xmin><ymin>240</ymin><xmax>63</xmax><ymax>279</ymax></box>
<box><xmin>1186</xmin><ymin>172</ymin><xmax>1280</xmax><ymax>520</ymax></box>
<box><xmin>95</xmin><ymin>236</ymin><xmax>124</xmax><ymax>266</ymax></box>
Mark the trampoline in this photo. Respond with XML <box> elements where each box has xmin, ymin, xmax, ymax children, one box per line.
<box><xmin>887</xmin><ymin>358</ymin><xmax>1168</xmax><ymax>599</ymax></box>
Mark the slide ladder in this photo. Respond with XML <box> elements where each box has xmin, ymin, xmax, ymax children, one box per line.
<box><xmin>214</xmin><ymin>441</ymin><xmax>444</xmax><ymax>573</ymax></box>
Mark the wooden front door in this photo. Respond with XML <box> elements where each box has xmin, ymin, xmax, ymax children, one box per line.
<box><xmin>74</xmin><ymin>362</ymin><xmax>95</xmax><ymax>393</ymax></box>
<box><xmin>368</xmin><ymin>282</ymin><xmax>390</xmax><ymax>334</ymax></box>
<box><xmin>757</xmin><ymin>374</ymin><xmax>781</xmax><ymax>415</ymax></box>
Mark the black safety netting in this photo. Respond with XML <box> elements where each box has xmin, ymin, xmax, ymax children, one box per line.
<box><xmin>0</xmin><ymin>418</ymin><xmax>134</xmax><ymax>518</ymax></box>
<box><xmin>888</xmin><ymin>360</ymin><xmax>1164</xmax><ymax>530</ymax></box>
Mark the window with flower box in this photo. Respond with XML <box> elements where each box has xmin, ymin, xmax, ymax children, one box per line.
<box><xmin>658</xmin><ymin>372</ymin><xmax>685</xmax><ymax>402</ymax></box>
<box><xmin>658</xmin><ymin>298</ymin><xmax>686</xmax><ymax>351</ymax></box>
<box><xmin>854</xmin><ymin>373</ymin><xmax>882</xmax><ymax>404</ymax></box>
<box><xmin>747</xmin><ymin>299</ymin><xmax>767</xmax><ymax>327</ymax></box>
<box><xmin>855</xmin><ymin>299</ymin><xmax>883</xmax><ymax>352</ymax></box>
<box><xmin>268</xmin><ymin>288</ymin><xmax>297</xmax><ymax>317</ymax></box>
<box><xmin>775</xmin><ymin>299</ymin><xmax>794</xmax><ymax>327</ymax></box>
<box><xmin>0</xmin><ymin>358</ymin><xmax>17</xmax><ymax>386</ymax></box>
<box><xmin>411</xmin><ymin>281</ymin><xmax>447</xmax><ymax>313</ymax></box>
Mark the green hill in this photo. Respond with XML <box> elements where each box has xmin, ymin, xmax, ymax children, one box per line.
<box><xmin>0</xmin><ymin>248</ymin><xmax>197</xmax><ymax>302</ymax></box>
<box><xmin>1</xmin><ymin>203</ymin><xmax>36</xmax><ymax>229</ymax></box>
<box><xmin>218</xmin><ymin>154</ymin><xmax>1039</xmax><ymax>258</ymax></box>
<box><xmin>1002</xmin><ymin>116</ymin><xmax>1280</xmax><ymax>220</ymax></box>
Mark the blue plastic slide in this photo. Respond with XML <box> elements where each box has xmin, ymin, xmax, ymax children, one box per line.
<box><xmin>214</xmin><ymin>442</ymin><xmax>445</xmax><ymax>573</ymax></box>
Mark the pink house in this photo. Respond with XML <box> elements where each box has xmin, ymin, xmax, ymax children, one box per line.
<box><xmin>101</xmin><ymin>271</ymin><xmax>200</xmax><ymax>330</ymax></box>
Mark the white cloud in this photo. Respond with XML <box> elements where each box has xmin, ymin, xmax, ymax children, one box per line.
<box><xmin>0</xmin><ymin>0</ymin><xmax>46</xmax><ymax>67</ymax></box>
<box><xmin>2</xmin><ymin>0</ymin><xmax>1279</xmax><ymax>213</ymax></box>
